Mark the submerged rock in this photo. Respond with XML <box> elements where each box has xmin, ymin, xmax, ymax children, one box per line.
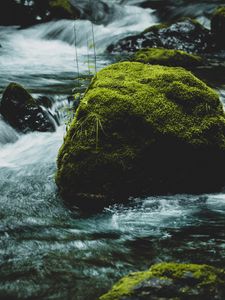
<box><xmin>37</xmin><ymin>95</ymin><xmax>54</xmax><ymax>109</ymax></box>
<box><xmin>99</xmin><ymin>262</ymin><xmax>225</xmax><ymax>300</ymax></box>
<box><xmin>37</xmin><ymin>95</ymin><xmax>61</xmax><ymax>126</ymax></box>
<box><xmin>211</xmin><ymin>7</ymin><xmax>225</xmax><ymax>49</ymax></box>
<box><xmin>0</xmin><ymin>83</ymin><xmax>56</xmax><ymax>133</ymax></box>
<box><xmin>56</xmin><ymin>62</ymin><xmax>225</xmax><ymax>208</ymax></box>
<box><xmin>108</xmin><ymin>18</ymin><xmax>211</xmax><ymax>54</ymax></box>
<box><xmin>133</xmin><ymin>48</ymin><xmax>203</xmax><ymax>68</ymax></box>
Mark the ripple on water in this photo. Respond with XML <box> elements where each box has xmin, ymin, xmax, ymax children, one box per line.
<box><xmin>1</xmin><ymin>184</ymin><xmax>225</xmax><ymax>299</ymax></box>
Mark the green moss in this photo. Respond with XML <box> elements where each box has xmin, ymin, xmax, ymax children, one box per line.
<box><xmin>148</xmin><ymin>263</ymin><xmax>224</xmax><ymax>286</ymax></box>
<box><xmin>212</xmin><ymin>6</ymin><xmax>225</xmax><ymax>18</ymax></box>
<box><xmin>49</xmin><ymin>0</ymin><xmax>74</xmax><ymax>16</ymax></box>
<box><xmin>133</xmin><ymin>48</ymin><xmax>203</xmax><ymax>68</ymax></box>
<box><xmin>99</xmin><ymin>263</ymin><xmax>225</xmax><ymax>300</ymax></box>
<box><xmin>99</xmin><ymin>270</ymin><xmax>153</xmax><ymax>300</ymax></box>
<box><xmin>178</xmin><ymin>17</ymin><xmax>201</xmax><ymax>26</ymax></box>
<box><xmin>142</xmin><ymin>23</ymin><xmax>168</xmax><ymax>34</ymax></box>
<box><xmin>56</xmin><ymin>62</ymin><xmax>225</xmax><ymax>204</ymax></box>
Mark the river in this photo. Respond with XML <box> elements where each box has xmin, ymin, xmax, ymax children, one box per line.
<box><xmin>0</xmin><ymin>1</ymin><xmax>225</xmax><ymax>299</ymax></box>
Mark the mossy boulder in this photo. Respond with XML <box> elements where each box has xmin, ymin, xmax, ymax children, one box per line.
<box><xmin>0</xmin><ymin>83</ymin><xmax>56</xmax><ymax>133</ymax></box>
<box><xmin>56</xmin><ymin>62</ymin><xmax>225</xmax><ymax>208</ymax></box>
<box><xmin>108</xmin><ymin>18</ymin><xmax>211</xmax><ymax>54</ymax></box>
<box><xmin>211</xmin><ymin>7</ymin><xmax>225</xmax><ymax>49</ymax></box>
<box><xmin>99</xmin><ymin>263</ymin><xmax>225</xmax><ymax>300</ymax></box>
<box><xmin>133</xmin><ymin>48</ymin><xmax>203</xmax><ymax>68</ymax></box>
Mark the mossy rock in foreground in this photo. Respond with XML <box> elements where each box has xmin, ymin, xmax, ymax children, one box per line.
<box><xmin>56</xmin><ymin>62</ymin><xmax>225</xmax><ymax>208</ymax></box>
<box><xmin>211</xmin><ymin>6</ymin><xmax>225</xmax><ymax>49</ymax></box>
<box><xmin>99</xmin><ymin>263</ymin><xmax>225</xmax><ymax>300</ymax></box>
<box><xmin>133</xmin><ymin>48</ymin><xmax>203</xmax><ymax>68</ymax></box>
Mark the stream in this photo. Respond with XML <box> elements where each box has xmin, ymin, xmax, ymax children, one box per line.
<box><xmin>0</xmin><ymin>1</ymin><xmax>225</xmax><ymax>299</ymax></box>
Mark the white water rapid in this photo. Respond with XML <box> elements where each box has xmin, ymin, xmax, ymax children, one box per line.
<box><xmin>0</xmin><ymin>1</ymin><xmax>225</xmax><ymax>300</ymax></box>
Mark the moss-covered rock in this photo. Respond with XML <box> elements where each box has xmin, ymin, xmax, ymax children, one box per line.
<box><xmin>0</xmin><ymin>83</ymin><xmax>56</xmax><ymax>133</ymax></box>
<box><xmin>133</xmin><ymin>48</ymin><xmax>203</xmax><ymax>68</ymax></box>
<box><xmin>108</xmin><ymin>18</ymin><xmax>211</xmax><ymax>54</ymax></box>
<box><xmin>56</xmin><ymin>62</ymin><xmax>225</xmax><ymax>208</ymax></box>
<box><xmin>99</xmin><ymin>262</ymin><xmax>225</xmax><ymax>300</ymax></box>
<box><xmin>211</xmin><ymin>7</ymin><xmax>225</xmax><ymax>49</ymax></box>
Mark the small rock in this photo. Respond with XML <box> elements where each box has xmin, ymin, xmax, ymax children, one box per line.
<box><xmin>211</xmin><ymin>6</ymin><xmax>225</xmax><ymax>49</ymax></box>
<box><xmin>0</xmin><ymin>83</ymin><xmax>56</xmax><ymax>133</ymax></box>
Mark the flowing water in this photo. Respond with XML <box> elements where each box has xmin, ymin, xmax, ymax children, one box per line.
<box><xmin>0</xmin><ymin>1</ymin><xmax>225</xmax><ymax>299</ymax></box>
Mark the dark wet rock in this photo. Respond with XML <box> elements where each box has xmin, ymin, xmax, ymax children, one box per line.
<box><xmin>99</xmin><ymin>263</ymin><xmax>225</xmax><ymax>300</ymax></box>
<box><xmin>108</xmin><ymin>18</ymin><xmax>212</xmax><ymax>54</ymax></box>
<box><xmin>56</xmin><ymin>62</ymin><xmax>225</xmax><ymax>208</ymax></box>
<box><xmin>37</xmin><ymin>95</ymin><xmax>61</xmax><ymax>126</ymax></box>
<box><xmin>0</xmin><ymin>83</ymin><xmax>56</xmax><ymax>133</ymax></box>
<box><xmin>49</xmin><ymin>0</ymin><xmax>79</xmax><ymax>20</ymax></box>
<box><xmin>0</xmin><ymin>0</ymin><xmax>79</xmax><ymax>26</ymax></box>
<box><xmin>140</xmin><ymin>0</ymin><xmax>220</xmax><ymax>24</ymax></box>
<box><xmin>133</xmin><ymin>48</ymin><xmax>203</xmax><ymax>68</ymax></box>
<box><xmin>0</xmin><ymin>0</ymin><xmax>33</xmax><ymax>26</ymax></box>
<box><xmin>67</xmin><ymin>94</ymin><xmax>82</xmax><ymax>111</ymax></box>
<box><xmin>37</xmin><ymin>96</ymin><xmax>53</xmax><ymax>109</ymax></box>
<box><xmin>211</xmin><ymin>6</ymin><xmax>225</xmax><ymax>49</ymax></box>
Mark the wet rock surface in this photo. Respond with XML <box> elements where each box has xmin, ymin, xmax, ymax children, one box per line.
<box><xmin>140</xmin><ymin>0</ymin><xmax>220</xmax><ymax>23</ymax></box>
<box><xmin>108</xmin><ymin>18</ymin><xmax>212</xmax><ymax>54</ymax></box>
<box><xmin>0</xmin><ymin>83</ymin><xmax>57</xmax><ymax>133</ymax></box>
<box><xmin>211</xmin><ymin>6</ymin><xmax>225</xmax><ymax>49</ymax></box>
<box><xmin>0</xmin><ymin>0</ymin><xmax>79</xmax><ymax>27</ymax></box>
<box><xmin>133</xmin><ymin>48</ymin><xmax>203</xmax><ymax>68</ymax></box>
